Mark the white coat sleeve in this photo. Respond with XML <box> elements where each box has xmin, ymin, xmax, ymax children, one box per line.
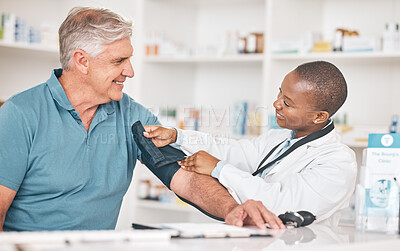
<box><xmin>179</xmin><ymin>130</ymin><xmax>268</xmax><ymax>173</ymax></box>
<box><xmin>218</xmin><ymin>145</ymin><xmax>357</xmax><ymax>222</ymax></box>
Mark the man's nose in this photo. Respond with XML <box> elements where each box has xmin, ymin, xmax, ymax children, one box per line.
<box><xmin>123</xmin><ymin>60</ymin><xmax>134</xmax><ymax>78</ymax></box>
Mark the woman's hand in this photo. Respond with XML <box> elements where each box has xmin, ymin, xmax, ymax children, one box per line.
<box><xmin>178</xmin><ymin>150</ymin><xmax>220</xmax><ymax>176</ymax></box>
<box><xmin>225</xmin><ymin>200</ymin><xmax>286</xmax><ymax>230</ymax></box>
<box><xmin>143</xmin><ymin>125</ymin><xmax>177</xmax><ymax>147</ymax></box>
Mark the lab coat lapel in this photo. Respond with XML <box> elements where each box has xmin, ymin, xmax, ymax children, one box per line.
<box><xmin>264</xmin><ymin>130</ymin><xmax>335</xmax><ymax>177</ymax></box>
<box><xmin>260</xmin><ymin>139</ymin><xmax>288</xmax><ymax>168</ymax></box>
<box><xmin>265</xmin><ymin>144</ymin><xmax>308</xmax><ymax>176</ymax></box>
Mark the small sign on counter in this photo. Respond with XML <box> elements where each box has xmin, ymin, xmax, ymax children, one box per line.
<box><xmin>355</xmin><ymin>133</ymin><xmax>400</xmax><ymax>233</ymax></box>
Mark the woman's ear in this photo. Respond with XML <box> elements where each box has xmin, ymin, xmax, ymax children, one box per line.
<box><xmin>72</xmin><ymin>49</ymin><xmax>89</xmax><ymax>75</ymax></box>
<box><xmin>313</xmin><ymin>111</ymin><xmax>330</xmax><ymax>124</ymax></box>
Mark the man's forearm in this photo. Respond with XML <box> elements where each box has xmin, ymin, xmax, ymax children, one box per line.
<box><xmin>170</xmin><ymin>168</ymin><xmax>238</xmax><ymax>219</ymax></box>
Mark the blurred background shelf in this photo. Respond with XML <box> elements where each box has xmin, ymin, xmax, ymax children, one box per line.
<box><xmin>0</xmin><ymin>41</ymin><xmax>58</xmax><ymax>54</ymax></box>
<box><xmin>136</xmin><ymin>199</ymin><xmax>197</xmax><ymax>213</ymax></box>
<box><xmin>143</xmin><ymin>54</ymin><xmax>264</xmax><ymax>63</ymax></box>
<box><xmin>271</xmin><ymin>51</ymin><xmax>400</xmax><ymax>61</ymax></box>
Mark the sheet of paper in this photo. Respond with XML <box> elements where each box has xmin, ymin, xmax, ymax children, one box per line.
<box><xmin>161</xmin><ymin>222</ymin><xmax>272</xmax><ymax>238</ymax></box>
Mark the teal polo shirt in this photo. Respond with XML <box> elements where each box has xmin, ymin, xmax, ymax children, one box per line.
<box><xmin>0</xmin><ymin>69</ymin><xmax>162</xmax><ymax>231</ymax></box>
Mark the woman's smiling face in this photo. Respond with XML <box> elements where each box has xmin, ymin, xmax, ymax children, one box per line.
<box><xmin>273</xmin><ymin>70</ymin><xmax>324</xmax><ymax>138</ymax></box>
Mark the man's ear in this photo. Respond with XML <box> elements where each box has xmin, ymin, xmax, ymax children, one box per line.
<box><xmin>72</xmin><ymin>49</ymin><xmax>89</xmax><ymax>75</ymax></box>
<box><xmin>313</xmin><ymin>111</ymin><xmax>330</xmax><ymax>125</ymax></box>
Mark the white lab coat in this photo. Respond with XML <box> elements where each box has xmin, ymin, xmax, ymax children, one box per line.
<box><xmin>178</xmin><ymin>128</ymin><xmax>357</xmax><ymax>226</ymax></box>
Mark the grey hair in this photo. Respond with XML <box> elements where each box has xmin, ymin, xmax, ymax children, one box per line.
<box><xmin>59</xmin><ymin>7</ymin><xmax>133</xmax><ymax>70</ymax></box>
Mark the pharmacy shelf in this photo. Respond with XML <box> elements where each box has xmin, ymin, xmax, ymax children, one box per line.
<box><xmin>0</xmin><ymin>41</ymin><xmax>58</xmax><ymax>55</ymax></box>
<box><xmin>135</xmin><ymin>199</ymin><xmax>198</xmax><ymax>213</ymax></box>
<box><xmin>271</xmin><ymin>51</ymin><xmax>400</xmax><ymax>61</ymax></box>
<box><xmin>143</xmin><ymin>54</ymin><xmax>264</xmax><ymax>63</ymax></box>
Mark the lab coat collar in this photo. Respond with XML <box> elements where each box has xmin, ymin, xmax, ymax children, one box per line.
<box><xmin>266</xmin><ymin>121</ymin><xmax>336</xmax><ymax>176</ymax></box>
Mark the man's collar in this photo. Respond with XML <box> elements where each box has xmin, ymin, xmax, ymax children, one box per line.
<box><xmin>46</xmin><ymin>69</ymin><xmax>74</xmax><ymax>111</ymax></box>
<box><xmin>46</xmin><ymin>68</ymin><xmax>116</xmax><ymax>115</ymax></box>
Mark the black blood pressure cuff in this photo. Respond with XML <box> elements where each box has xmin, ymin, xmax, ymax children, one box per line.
<box><xmin>131</xmin><ymin>120</ymin><xmax>223</xmax><ymax>221</ymax></box>
<box><xmin>132</xmin><ymin>121</ymin><xmax>185</xmax><ymax>189</ymax></box>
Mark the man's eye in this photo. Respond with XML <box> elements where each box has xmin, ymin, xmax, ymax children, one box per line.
<box><xmin>114</xmin><ymin>59</ymin><xmax>125</xmax><ymax>64</ymax></box>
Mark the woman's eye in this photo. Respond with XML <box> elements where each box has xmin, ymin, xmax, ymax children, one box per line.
<box><xmin>283</xmin><ymin>100</ymin><xmax>290</xmax><ymax>107</ymax></box>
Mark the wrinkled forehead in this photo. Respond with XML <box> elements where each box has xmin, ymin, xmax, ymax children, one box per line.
<box><xmin>100</xmin><ymin>38</ymin><xmax>133</xmax><ymax>57</ymax></box>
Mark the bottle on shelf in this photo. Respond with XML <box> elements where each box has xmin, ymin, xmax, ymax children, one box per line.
<box><xmin>237</xmin><ymin>32</ymin><xmax>247</xmax><ymax>54</ymax></box>
<box><xmin>218</xmin><ymin>30</ymin><xmax>237</xmax><ymax>56</ymax></box>
<box><xmin>332</xmin><ymin>29</ymin><xmax>344</xmax><ymax>52</ymax></box>
<box><xmin>0</xmin><ymin>13</ymin><xmax>16</xmax><ymax>43</ymax></box>
<box><xmin>246</xmin><ymin>32</ymin><xmax>257</xmax><ymax>53</ymax></box>
<box><xmin>137</xmin><ymin>179</ymin><xmax>177</xmax><ymax>204</ymax></box>
<box><xmin>382</xmin><ymin>22</ymin><xmax>400</xmax><ymax>52</ymax></box>
<box><xmin>145</xmin><ymin>31</ymin><xmax>160</xmax><ymax>56</ymax></box>
<box><xmin>138</xmin><ymin>179</ymin><xmax>151</xmax><ymax>200</ymax></box>
<box><xmin>389</xmin><ymin>114</ymin><xmax>400</xmax><ymax>133</ymax></box>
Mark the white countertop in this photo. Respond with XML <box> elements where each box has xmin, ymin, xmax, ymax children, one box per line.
<box><xmin>1</xmin><ymin>225</ymin><xmax>399</xmax><ymax>251</ymax></box>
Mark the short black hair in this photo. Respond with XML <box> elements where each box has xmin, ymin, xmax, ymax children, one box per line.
<box><xmin>294</xmin><ymin>61</ymin><xmax>347</xmax><ymax>117</ymax></box>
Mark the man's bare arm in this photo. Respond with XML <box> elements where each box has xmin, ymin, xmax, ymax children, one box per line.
<box><xmin>170</xmin><ymin>168</ymin><xmax>237</xmax><ymax>219</ymax></box>
<box><xmin>170</xmin><ymin>169</ymin><xmax>285</xmax><ymax>229</ymax></box>
<box><xmin>0</xmin><ymin>184</ymin><xmax>16</xmax><ymax>231</ymax></box>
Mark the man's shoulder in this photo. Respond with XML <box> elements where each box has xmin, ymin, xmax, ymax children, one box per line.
<box><xmin>1</xmin><ymin>83</ymin><xmax>49</xmax><ymax>123</ymax></box>
<box><xmin>7</xmin><ymin>83</ymin><xmax>48</xmax><ymax>105</ymax></box>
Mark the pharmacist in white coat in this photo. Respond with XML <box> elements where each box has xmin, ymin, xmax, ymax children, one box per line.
<box><xmin>145</xmin><ymin>61</ymin><xmax>357</xmax><ymax>227</ymax></box>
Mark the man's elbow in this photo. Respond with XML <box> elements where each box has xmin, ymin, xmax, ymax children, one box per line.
<box><xmin>170</xmin><ymin>168</ymin><xmax>196</xmax><ymax>198</ymax></box>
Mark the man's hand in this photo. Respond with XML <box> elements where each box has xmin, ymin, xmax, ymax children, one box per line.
<box><xmin>178</xmin><ymin>150</ymin><xmax>220</xmax><ymax>176</ymax></box>
<box><xmin>225</xmin><ymin>200</ymin><xmax>286</xmax><ymax>230</ymax></box>
<box><xmin>143</xmin><ymin>125</ymin><xmax>177</xmax><ymax>147</ymax></box>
